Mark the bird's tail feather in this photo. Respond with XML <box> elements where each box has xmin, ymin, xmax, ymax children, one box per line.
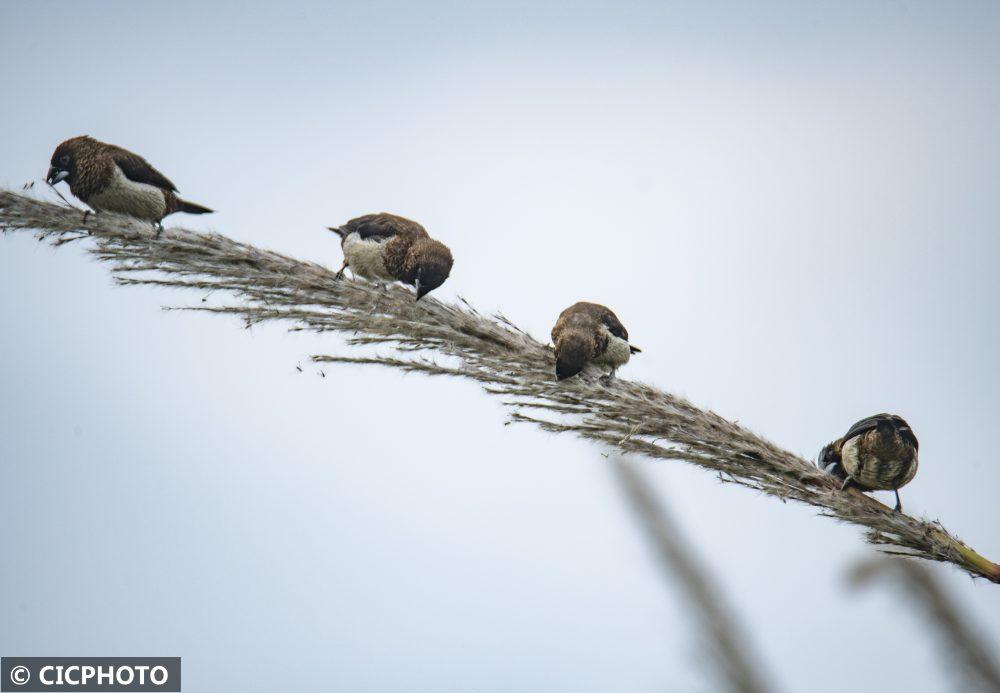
<box><xmin>177</xmin><ymin>198</ymin><xmax>213</xmax><ymax>215</ymax></box>
<box><xmin>327</xmin><ymin>226</ymin><xmax>348</xmax><ymax>239</ymax></box>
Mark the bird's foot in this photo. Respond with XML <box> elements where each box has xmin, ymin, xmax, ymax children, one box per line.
<box><xmin>840</xmin><ymin>476</ymin><xmax>857</xmax><ymax>492</ymax></box>
<box><xmin>152</xmin><ymin>221</ymin><xmax>163</xmax><ymax>238</ymax></box>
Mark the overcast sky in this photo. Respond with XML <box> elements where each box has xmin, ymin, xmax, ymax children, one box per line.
<box><xmin>2</xmin><ymin>2</ymin><xmax>999</xmax><ymax>691</ymax></box>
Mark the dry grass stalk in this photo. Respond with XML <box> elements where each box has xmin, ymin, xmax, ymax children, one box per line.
<box><xmin>613</xmin><ymin>460</ymin><xmax>772</xmax><ymax>693</ymax></box>
<box><xmin>851</xmin><ymin>559</ymin><xmax>1000</xmax><ymax>691</ymax></box>
<box><xmin>2</xmin><ymin>188</ymin><xmax>998</xmax><ymax>584</ymax></box>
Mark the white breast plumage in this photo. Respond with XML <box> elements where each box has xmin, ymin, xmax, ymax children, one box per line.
<box><xmin>342</xmin><ymin>232</ymin><xmax>394</xmax><ymax>280</ymax></box>
<box><xmin>87</xmin><ymin>165</ymin><xmax>167</xmax><ymax>221</ymax></box>
<box><xmin>592</xmin><ymin>329</ymin><xmax>632</xmax><ymax>369</ymax></box>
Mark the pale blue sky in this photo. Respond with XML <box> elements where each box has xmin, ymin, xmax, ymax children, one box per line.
<box><xmin>2</xmin><ymin>2</ymin><xmax>999</xmax><ymax>691</ymax></box>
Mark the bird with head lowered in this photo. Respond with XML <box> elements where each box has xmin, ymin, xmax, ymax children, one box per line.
<box><xmin>550</xmin><ymin>302</ymin><xmax>641</xmax><ymax>381</ymax></box>
<box><xmin>327</xmin><ymin>213</ymin><xmax>453</xmax><ymax>301</ymax></box>
<box><xmin>818</xmin><ymin>413</ymin><xmax>919</xmax><ymax>512</ymax></box>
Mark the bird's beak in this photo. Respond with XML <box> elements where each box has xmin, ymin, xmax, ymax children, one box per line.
<box><xmin>555</xmin><ymin>361</ymin><xmax>577</xmax><ymax>381</ymax></box>
<box><xmin>46</xmin><ymin>166</ymin><xmax>68</xmax><ymax>185</ymax></box>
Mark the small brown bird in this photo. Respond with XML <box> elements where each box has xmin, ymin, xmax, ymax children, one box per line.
<box><xmin>551</xmin><ymin>302</ymin><xmax>641</xmax><ymax>381</ymax></box>
<box><xmin>46</xmin><ymin>136</ymin><xmax>212</xmax><ymax>228</ymax></box>
<box><xmin>327</xmin><ymin>213</ymin><xmax>453</xmax><ymax>300</ymax></box>
<box><xmin>817</xmin><ymin>413</ymin><xmax>919</xmax><ymax>512</ymax></box>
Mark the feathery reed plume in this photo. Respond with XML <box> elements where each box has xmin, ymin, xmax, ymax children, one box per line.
<box><xmin>851</xmin><ymin>559</ymin><xmax>1000</xmax><ymax>692</ymax></box>
<box><xmin>613</xmin><ymin>459</ymin><xmax>772</xmax><ymax>693</ymax></box>
<box><xmin>1</xmin><ymin>189</ymin><xmax>998</xmax><ymax>584</ymax></box>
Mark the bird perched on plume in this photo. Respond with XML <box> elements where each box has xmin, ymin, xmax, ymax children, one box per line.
<box><xmin>550</xmin><ymin>302</ymin><xmax>641</xmax><ymax>381</ymax></box>
<box><xmin>46</xmin><ymin>135</ymin><xmax>212</xmax><ymax>229</ymax></box>
<box><xmin>817</xmin><ymin>413</ymin><xmax>919</xmax><ymax>512</ymax></box>
<box><xmin>326</xmin><ymin>213</ymin><xmax>453</xmax><ymax>300</ymax></box>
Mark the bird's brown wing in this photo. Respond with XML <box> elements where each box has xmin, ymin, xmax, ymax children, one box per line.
<box><xmin>596</xmin><ymin>306</ymin><xmax>629</xmax><ymax>342</ymax></box>
<box><xmin>108</xmin><ymin>145</ymin><xmax>178</xmax><ymax>192</ymax></box>
<box><xmin>843</xmin><ymin>414</ymin><xmax>917</xmax><ymax>449</ymax></box>
<box><xmin>343</xmin><ymin>213</ymin><xmax>428</xmax><ymax>241</ymax></box>
<box><xmin>843</xmin><ymin>415</ymin><xmax>888</xmax><ymax>442</ymax></box>
<box><xmin>571</xmin><ymin>302</ymin><xmax>630</xmax><ymax>341</ymax></box>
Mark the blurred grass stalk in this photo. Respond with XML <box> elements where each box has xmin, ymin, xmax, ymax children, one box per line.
<box><xmin>613</xmin><ymin>459</ymin><xmax>772</xmax><ymax>693</ymax></box>
<box><xmin>1</xmin><ymin>188</ymin><xmax>998</xmax><ymax>585</ymax></box>
<box><xmin>851</xmin><ymin>558</ymin><xmax>1000</xmax><ymax>692</ymax></box>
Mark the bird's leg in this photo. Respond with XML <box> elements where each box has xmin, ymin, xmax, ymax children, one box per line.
<box><xmin>893</xmin><ymin>490</ymin><xmax>902</xmax><ymax>513</ymax></box>
<box><xmin>152</xmin><ymin>221</ymin><xmax>163</xmax><ymax>238</ymax></box>
<box><xmin>600</xmin><ymin>367</ymin><xmax>618</xmax><ymax>385</ymax></box>
<box><xmin>80</xmin><ymin>209</ymin><xmax>95</xmax><ymax>235</ymax></box>
<box><xmin>334</xmin><ymin>260</ymin><xmax>349</xmax><ymax>280</ymax></box>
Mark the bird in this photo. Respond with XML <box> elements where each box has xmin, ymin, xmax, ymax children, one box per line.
<box><xmin>817</xmin><ymin>413</ymin><xmax>919</xmax><ymax>512</ymax></box>
<box><xmin>326</xmin><ymin>213</ymin><xmax>453</xmax><ymax>300</ymax></box>
<box><xmin>45</xmin><ymin>135</ymin><xmax>212</xmax><ymax>231</ymax></box>
<box><xmin>550</xmin><ymin>302</ymin><xmax>641</xmax><ymax>381</ymax></box>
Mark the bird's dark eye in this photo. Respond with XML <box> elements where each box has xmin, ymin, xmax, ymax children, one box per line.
<box><xmin>60</xmin><ymin>154</ymin><xmax>70</xmax><ymax>165</ymax></box>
